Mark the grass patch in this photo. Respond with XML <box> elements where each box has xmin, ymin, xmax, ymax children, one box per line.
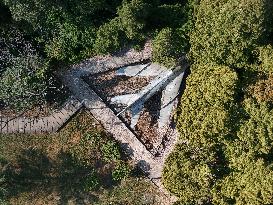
<box><xmin>0</xmin><ymin>109</ymin><xmax>163</xmax><ymax>205</ymax></box>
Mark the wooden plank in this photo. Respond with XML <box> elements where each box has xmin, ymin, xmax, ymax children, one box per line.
<box><xmin>1</xmin><ymin>118</ymin><xmax>8</xmax><ymax>133</ymax></box>
<box><xmin>18</xmin><ymin>118</ymin><xmax>25</xmax><ymax>133</ymax></box>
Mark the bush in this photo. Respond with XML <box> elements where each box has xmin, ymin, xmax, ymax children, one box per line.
<box><xmin>236</xmin><ymin>99</ymin><xmax>273</xmax><ymax>155</ymax></box>
<box><xmin>0</xmin><ymin>177</ymin><xmax>7</xmax><ymax>202</ymax></box>
<box><xmin>3</xmin><ymin>0</ymin><xmax>47</xmax><ymax>27</ymax></box>
<box><xmin>101</xmin><ymin>141</ymin><xmax>121</xmax><ymax>163</ymax></box>
<box><xmin>259</xmin><ymin>45</ymin><xmax>273</xmax><ymax>73</ymax></box>
<box><xmin>212</xmin><ymin>156</ymin><xmax>273</xmax><ymax>205</ymax></box>
<box><xmin>176</xmin><ymin>64</ymin><xmax>238</xmax><ymax>143</ymax></box>
<box><xmin>163</xmin><ymin>64</ymin><xmax>239</xmax><ymax>204</ymax></box>
<box><xmin>83</xmin><ymin>169</ymin><xmax>100</xmax><ymax>191</ymax></box>
<box><xmin>45</xmin><ymin>22</ymin><xmax>81</xmax><ymax>62</ymax></box>
<box><xmin>163</xmin><ymin>142</ymin><xmax>217</xmax><ymax>204</ymax></box>
<box><xmin>3</xmin><ymin>0</ymin><xmax>123</xmax><ymax>62</ymax></box>
<box><xmin>117</xmin><ymin>0</ymin><xmax>150</xmax><ymax>41</ymax></box>
<box><xmin>112</xmin><ymin>162</ymin><xmax>131</xmax><ymax>181</ymax></box>
<box><xmin>94</xmin><ymin>18</ymin><xmax>124</xmax><ymax>54</ymax></box>
<box><xmin>152</xmin><ymin>27</ymin><xmax>187</xmax><ymax>68</ymax></box>
<box><xmin>190</xmin><ymin>0</ymin><xmax>272</xmax><ymax>68</ymax></box>
<box><xmin>45</xmin><ymin>11</ymin><xmax>97</xmax><ymax>62</ymax></box>
<box><xmin>0</xmin><ymin>55</ymin><xmax>48</xmax><ymax>111</ymax></box>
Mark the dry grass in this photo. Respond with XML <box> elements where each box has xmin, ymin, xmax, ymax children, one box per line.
<box><xmin>0</xmin><ymin>109</ymin><xmax>167</xmax><ymax>205</ymax></box>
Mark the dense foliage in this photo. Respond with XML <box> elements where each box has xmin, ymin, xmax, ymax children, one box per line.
<box><xmin>2</xmin><ymin>0</ymin><xmax>273</xmax><ymax>204</ymax></box>
<box><xmin>0</xmin><ymin>0</ymin><xmax>193</xmax><ymax>110</ymax></box>
<box><xmin>190</xmin><ymin>0</ymin><xmax>273</xmax><ymax>68</ymax></box>
<box><xmin>164</xmin><ymin>64</ymin><xmax>239</xmax><ymax>204</ymax></box>
<box><xmin>163</xmin><ymin>0</ymin><xmax>273</xmax><ymax>204</ymax></box>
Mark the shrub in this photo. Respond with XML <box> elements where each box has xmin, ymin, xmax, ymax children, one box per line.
<box><xmin>163</xmin><ymin>142</ymin><xmax>217</xmax><ymax>204</ymax></box>
<box><xmin>176</xmin><ymin>64</ymin><xmax>238</xmax><ymax>143</ymax></box>
<box><xmin>117</xmin><ymin>0</ymin><xmax>150</xmax><ymax>40</ymax></box>
<box><xmin>45</xmin><ymin>13</ymin><xmax>97</xmax><ymax>62</ymax></box>
<box><xmin>94</xmin><ymin>18</ymin><xmax>124</xmax><ymax>54</ymax></box>
<box><xmin>3</xmin><ymin>0</ymin><xmax>123</xmax><ymax>62</ymax></box>
<box><xmin>259</xmin><ymin>45</ymin><xmax>273</xmax><ymax>73</ymax></box>
<box><xmin>112</xmin><ymin>162</ymin><xmax>131</xmax><ymax>181</ymax></box>
<box><xmin>163</xmin><ymin>64</ymin><xmax>239</xmax><ymax>204</ymax></box>
<box><xmin>152</xmin><ymin>27</ymin><xmax>187</xmax><ymax>68</ymax></box>
<box><xmin>101</xmin><ymin>141</ymin><xmax>121</xmax><ymax>163</ymax></box>
<box><xmin>83</xmin><ymin>169</ymin><xmax>100</xmax><ymax>191</ymax></box>
<box><xmin>236</xmin><ymin>99</ymin><xmax>273</xmax><ymax>155</ymax></box>
<box><xmin>78</xmin><ymin>27</ymin><xmax>97</xmax><ymax>58</ymax></box>
<box><xmin>212</xmin><ymin>157</ymin><xmax>273</xmax><ymax>205</ymax></box>
<box><xmin>190</xmin><ymin>0</ymin><xmax>272</xmax><ymax>68</ymax></box>
<box><xmin>0</xmin><ymin>55</ymin><xmax>48</xmax><ymax>111</ymax></box>
<box><xmin>0</xmin><ymin>177</ymin><xmax>7</xmax><ymax>202</ymax></box>
<box><xmin>3</xmin><ymin>0</ymin><xmax>47</xmax><ymax>27</ymax></box>
<box><xmin>45</xmin><ymin>22</ymin><xmax>81</xmax><ymax>62</ymax></box>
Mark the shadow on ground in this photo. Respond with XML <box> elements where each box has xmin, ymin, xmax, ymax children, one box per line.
<box><xmin>1</xmin><ymin>148</ymin><xmax>100</xmax><ymax>204</ymax></box>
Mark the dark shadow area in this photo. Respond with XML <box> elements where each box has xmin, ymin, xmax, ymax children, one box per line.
<box><xmin>136</xmin><ymin>160</ymin><xmax>151</xmax><ymax>174</ymax></box>
<box><xmin>145</xmin><ymin>91</ymin><xmax>162</xmax><ymax>125</ymax></box>
<box><xmin>175</xmin><ymin>64</ymin><xmax>191</xmax><ymax>118</ymax></box>
<box><xmin>0</xmin><ymin>3</ymin><xmax>12</xmax><ymax>25</ymax></box>
<box><xmin>2</xmin><ymin>148</ymin><xmax>100</xmax><ymax>204</ymax></box>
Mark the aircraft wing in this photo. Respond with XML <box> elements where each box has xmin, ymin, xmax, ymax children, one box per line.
<box><xmin>110</xmin><ymin>93</ymin><xmax>139</xmax><ymax>106</ymax></box>
<box><xmin>116</xmin><ymin>63</ymin><xmax>167</xmax><ymax>77</ymax></box>
<box><xmin>158</xmin><ymin>70</ymin><xmax>185</xmax><ymax>128</ymax></box>
<box><xmin>130</xmin><ymin>103</ymin><xmax>144</xmax><ymax>128</ymax></box>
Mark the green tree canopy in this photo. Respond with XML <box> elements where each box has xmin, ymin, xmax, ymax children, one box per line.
<box><xmin>0</xmin><ymin>27</ymin><xmax>48</xmax><ymax>110</ymax></box>
<box><xmin>163</xmin><ymin>141</ymin><xmax>217</xmax><ymax>204</ymax></box>
<box><xmin>259</xmin><ymin>45</ymin><xmax>273</xmax><ymax>73</ymax></box>
<box><xmin>163</xmin><ymin>64</ymin><xmax>239</xmax><ymax>204</ymax></box>
<box><xmin>213</xmin><ymin>155</ymin><xmax>273</xmax><ymax>205</ymax></box>
<box><xmin>236</xmin><ymin>99</ymin><xmax>273</xmax><ymax>155</ymax></box>
<box><xmin>176</xmin><ymin>64</ymin><xmax>238</xmax><ymax>143</ymax></box>
<box><xmin>190</xmin><ymin>0</ymin><xmax>273</xmax><ymax>68</ymax></box>
<box><xmin>0</xmin><ymin>55</ymin><xmax>47</xmax><ymax>110</ymax></box>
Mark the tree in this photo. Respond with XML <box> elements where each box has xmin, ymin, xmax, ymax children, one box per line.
<box><xmin>117</xmin><ymin>0</ymin><xmax>150</xmax><ymax>41</ymax></box>
<box><xmin>152</xmin><ymin>27</ymin><xmax>187</xmax><ymax>68</ymax></box>
<box><xmin>259</xmin><ymin>45</ymin><xmax>273</xmax><ymax>73</ymax></box>
<box><xmin>163</xmin><ymin>141</ymin><xmax>217</xmax><ymax>204</ymax></box>
<box><xmin>190</xmin><ymin>0</ymin><xmax>273</xmax><ymax>68</ymax></box>
<box><xmin>163</xmin><ymin>64</ymin><xmax>238</xmax><ymax>204</ymax></box>
<box><xmin>0</xmin><ymin>55</ymin><xmax>47</xmax><ymax>111</ymax></box>
<box><xmin>176</xmin><ymin>64</ymin><xmax>238</xmax><ymax>143</ymax></box>
<box><xmin>212</xmin><ymin>154</ymin><xmax>273</xmax><ymax>205</ymax></box>
<box><xmin>0</xmin><ymin>27</ymin><xmax>48</xmax><ymax>111</ymax></box>
<box><xmin>93</xmin><ymin>18</ymin><xmax>124</xmax><ymax>54</ymax></box>
<box><xmin>2</xmin><ymin>0</ymin><xmax>123</xmax><ymax>62</ymax></box>
<box><xmin>237</xmin><ymin>99</ymin><xmax>273</xmax><ymax>155</ymax></box>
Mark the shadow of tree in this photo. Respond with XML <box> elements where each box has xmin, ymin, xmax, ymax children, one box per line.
<box><xmin>2</xmin><ymin>148</ymin><xmax>99</xmax><ymax>204</ymax></box>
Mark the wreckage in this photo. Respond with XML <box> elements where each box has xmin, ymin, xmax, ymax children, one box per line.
<box><xmin>111</xmin><ymin>63</ymin><xmax>186</xmax><ymax>129</ymax></box>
